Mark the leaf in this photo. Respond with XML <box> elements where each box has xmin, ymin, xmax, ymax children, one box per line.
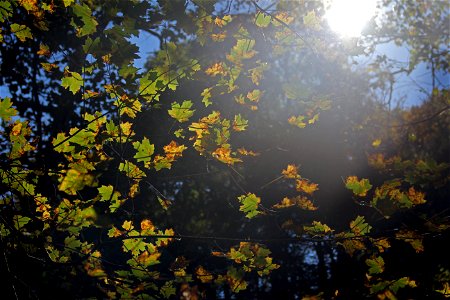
<box><xmin>72</xmin><ymin>4</ymin><xmax>98</xmax><ymax>36</ymax></box>
<box><xmin>282</xmin><ymin>164</ymin><xmax>300</xmax><ymax>179</ymax></box>
<box><xmin>212</xmin><ymin>146</ymin><xmax>242</xmax><ymax>165</ymax></box>
<box><xmin>123</xmin><ymin>238</ymin><xmax>146</xmax><ymax>256</ymax></box>
<box><xmin>41</xmin><ymin>63</ymin><xmax>58</xmax><ymax>72</ymax></box>
<box><xmin>14</xmin><ymin>215</ymin><xmax>31</xmax><ymax>230</ymax></box>
<box><xmin>196</xmin><ymin>266</ymin><xmax>214</xmax><ymax>283</ymax></box>
<box><xmin>160</xmin><ymin>282</ymin><xmax>176</xmax><ymax>299</ymax></box>
<box><xmin>122</xmin><ymin>220</ymin><xmax>134</xmax><ymax>231</ymax></box>
<box><xmin>366</xmin><ymin>256</ymin><xmax>385</xmax><ymax>274</ymax></box>
<box><xmin>303</xmin><ymin>11</ymin><xmax>320</xmax><ymax>30</ymax></box>
<box><xmin>296</xmin><ymin>179</ymin><xmax>319</xmax><ymax>194</ymax></box>
<box><xmin>205</xmin><ymin>62</ymin><xmax>227</xmax><ymax>77</ymax></box>
<box><xmin>11</xmin><ymin>24</ymin><xmax>33</xmax><ymax>42</ymax></box>
<box><xmin>119</xmin><ymin>160</ymin><xmax>146</xmax><ymax>179</ymax></box>
<box><xmin>37</xmin><ymin>44</ymin><xmax>50</xmax><ymax>56</ymax></box>
<box><xmin>395</xmin><ymin>229</ymin><xmax>424</xmax><ymax>253</ymax></box>
<box><xmin>98</xmin><ymin>185</ymin><xmax>121</xmax><ymax>204</ymax></box>
<box><xmin>390</xmin><ymin>277</ymin><xmax>417</xmax><ymax>293</ymax></box>
<box><xmin>372</xmin><ymin>139</ymin><xmax>382</xmax><ymax>147</ymax></box>
<box><xmin>201</xmin><ymin>87</ymin><xmax>213</xmax><ymax>107</ymax></box>
<box><xmin>168</xmin><ymin>101</ymin><xmax>195</xmax><ymax>122</ymax></box>
<box><xmin>436</xmin><ymin>282</ymin><xmax>450</xmax><ymax>297</ymax></box>
<box><xmin>232</xmin><ymin>114</ymin><xmax>248</xmax><ymax>132</ymax></box>
<box><xmin>133</xmin><ymin>137</ymin><xmax>155</xmax><ymax>167</ymax></box>
<box><xmin>0</xmin><ymin>1</ymin><xmax>13</xmax><ymax>23</ymax></box>
<box><xmin>61</xmin><ymin>70</ymin><xmax>83</xmax><ymax>94</ymax></box>
<box><xmin>63</xmin><ymin>0</ymin><xmax>74</xmax><ymax>7</ymax></box>
<box><xmin>255</xmin><ymin>13</ymin><xmax>271</xmax><ymax>28</ymax></box>
<box><xmin>304</xmin><ymin>221</ymin><xmax>333</xmax><ymax>235</ymax></box>
<box><xmin>345</xmin><ymin>176</ymin><xmax>372</xmax><ymax>197</ymax></box>
<box><xmin>226</xmin><ymin>39</ymin><xmax>257</xmax><ymax>64</ymax></box>
<box><xmin>288</xmin><ymin>115</ymin><xmax>307</xmax><ymax>128</ymax></box>
<box><xmin>273</xmin><ymin>196</ymin><xmax>317</xmax><ymax>210</ymax></box>
<box><xmin>350</xmin><ymin>215</ymin><xmax>372</xmax><ymax>235</ymax></box>
<box><xmin>246</xmin><ymin>89</ymin><xmax>262</xmax><ymax>102</ymax></box>
<box><xmin>0</xmin><ymin>98</ymin><xmax>17</xmax><ymax>121</ymax></box>
<box><xmin>237</xmin><ymin>193</ymin><xmax>261</xmax><ymax>219</ymax></box>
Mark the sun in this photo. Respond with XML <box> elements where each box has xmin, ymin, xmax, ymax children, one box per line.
<box><xmin>325</xmin><ymin>0</ymin><xmax>378</xmax><ymax>37</ymax></box>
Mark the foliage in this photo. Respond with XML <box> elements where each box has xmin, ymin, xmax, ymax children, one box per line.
<box><xmin>0</xmin><ymin>0</ymin><xmax>449</xmax><ymax>299</ymax></box>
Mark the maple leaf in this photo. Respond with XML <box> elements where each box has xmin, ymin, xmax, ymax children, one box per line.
<box><xmin>0</xmin><ymin>98</ymin><xmax>18</xmax><ymax>121</ymax></box>
<box><xmin>196</xmin><ymin>266</ymin><xmax>214</xmax><ymax>283</ymax></box>
<box><xmin>205</xmin><ymin>62</ymin><xmax>227</xmax><ymax>77</ymax></box>
<box><xmin>255</xmin><ymin>13</ymin><xmax>271</xmax><ymax>28</ymax></box>
<box><xmin>366</xmin><ymin>256</ymin><xmax>385</xmax><ymax>275</ymax></box>
<box><xmin>232</xmin><ymin>114</ymin><xmax>248</xmax><ymax>132</ymax></box>
<box><xmin>345</xmin><ymin>176</ymin><xmax>372</xmax><ymax>197</ymax></box>
<box><xmin>350</xmin><ymin>216</ymin><xmax>372</xmax><ymax>235</ymax></box>
<box><xmin>61</xmin><ymin>70</ymin><xmax>83</xmax><ymax>94</ymax></box>
<box><xmin>296</xmin><ymin>179</ymin><xmax>319</xmax><ymax>194</ymax></box>
<box><xmin>282</xmin><ymin>164</ymin><xmax>300</xmax><ymax>179</ymax></box>
<box><xmin>237</xmin><ymin>193</ymin><xmax>261</xmax><ymax>219</ymax></box>
<box><xmin>212</xmin><ymin>146</ymin><xmax>242</xmax><ymax>165</ymax></box>
<box><xmin>168</xmin><ymin>101</ymin><xmax>195</xmax><ymax>122</ymax></box>
<box><xmin>72</xmin><ymin>4</ymin><xmax>98</xmax><ymax>37</ymax></box>
<box><xmin>133</xmin><ymin>137</ymin><xmax>155</xmax><ymax>167</ymax></box>
<box><xmin>11</xmin><ymin>23</ymin><xmax>32</xmax><ymax>42</ymax></box>
<box><xmin>304</xmin><ymin>221</ymin><xmax>333</xmax><ymax>235</ymax></box>
<box><xmin>14</xmin><ymin>215</ymin><xmax>31</xmax><ymax>230</ymax></box>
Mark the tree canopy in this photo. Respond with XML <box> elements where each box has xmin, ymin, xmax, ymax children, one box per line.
<box><xmin>0</xmin><ymin>0</ymin><xmax>449</xmax><ymax>299</ymax></box>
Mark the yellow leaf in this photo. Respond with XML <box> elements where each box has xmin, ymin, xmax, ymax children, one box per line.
<box><xmin>196</xmin><ymin>266</ymin><xmax>214</xmax><ymax>283</ymax></box>
<box><xmin>122</xmin><ymin>220</ymin><xmax>134</xmax><ymax>231</ymax></box>
<box><xmin>282</xmin><ymin>164</ymin><xmax>300</xmax><ymax>179</ymax></box>
<box><xmin>372</xmin><ymin>139</ymin><xmax>382</xmax><ymax>147</ymax></box>
<box><xmin>140</xmin><ymin>219</ymin><xmax>155</xmax><ymax>231</ymax></box>
<box><xmin>296</xmin><ymin>179</ymin><xmax>319</xmax><ymax>194</ymax></box>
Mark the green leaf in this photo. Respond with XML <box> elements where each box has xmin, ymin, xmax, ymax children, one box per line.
<box><xmin>123</xmin><ymin>238</ymin><xmax>147</xmax><ymax>256</ymax></box>
<box><xmin>345</xmin><ymin>176</ymin><xmax>372</xmax><ymax>197</ymax></box>
<box><xmin>0</xmin><ymin>98</ymin><xmax>17</xmax><ymax>121</ymax></box>
<box><xmin>63</xmin><ymin>0</ymin><xmax>75</xmax><ymax>7</ymax></box>
<box><xmin>61</xmin><ymin>70</ymin><xmax>83</xmax><ymax>94</ymax></box>
<box><xmin>304</xmin><ymin>221</ymin><xmax>333</xmax><ymax>235</ymax></box>
<box><xmin>201</xmin><ymin>87</ymin><xmax>212</xmax><ymax>107</ymax></box>
<box><xmin>119</xmin><ymin>160</ymin><xmax>146</xmax><ymax>179</ymax></box>
<box><xmin>52</xmin><ymin>132</ymin><xmax>74</xmax><ymax>153</ymax></box>
<box><xmin>366</xmin><ymin>256</ymin><xmax>385</xmax><ymax>274</ymax></box>
<box><xmin>0</xmin><ymin>1</ymin><xmax>12</xmax><ymax>23</ymax></box>
<box><xmin>237</xmin><ymin>193</ymin><xmax>261</xmax><ymax>219</ymax></box>
<box><xmin>11</xmin><ymin>24</ymin><xmax>32</xmax><ymax>42</ymax></box>
<box><xmin>303</xmin><ymin>11</ymin><xmax>320</xmax><ymax>30</ymax></box>
<box><xmin>98</xmin><ymin>185</ymin><xmax>120</xmax><ymax>202</ymax></box>
<box><xmin>64</xmin><ymin>235</ymin><xmax>82</xmax><ymax>249</ymax></box>
<box><xmin>133</xmin><ymin>137</ymin><xmax>155</xmax><ymax>166</ymax></box>
<box><xmin>14</xmin><ymin>215</ymin><xmax>31</xmax><ymax>230</ymax></box>
<box><xmin>255</xmin><ymin>13</ymin><xmax>271</xmax><ymax>27</ymax></box>
<box><xmin>72</xmin><ymin>4</ymin><xmax>98</xmax><ymax>36</ymax></box>
<box><xmin>233</xmin><ymin>114</ymin><xmax>248</xmax><ymax>132</ymax></box>
<box><xmin>350</xmin><ymin>215</ymin><xmax>372</xmax><ymax>235</ymax></box>
<box><xmin>160</xmin><ymin>282</ymin><xmax>176</xmax><ymax>299</ymax></box>
<box><xmin>390</xmin><ymin>277</ymin><xmax>416</xmax><ymax>293</ymax></box>
<box><xmin>168</xmin><ymin>100</ymin><xmax>195</xmax><ymax>122</ymax></box>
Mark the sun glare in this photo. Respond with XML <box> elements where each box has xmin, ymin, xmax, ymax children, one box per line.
<box><xmin>325</xmin><ymin>0</ymin><xmax>377</xmax><ymax>37</ymax></box>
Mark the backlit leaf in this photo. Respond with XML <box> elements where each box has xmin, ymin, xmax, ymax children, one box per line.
<box><xmin>0</xmin><ymin>98</ymin><xmax>17</xmax><ymax>121</ymax></box>
<box><xmin>345</xmin><ymin>176</ymin><xmax>372</xmax><ymax>197</ymax></box>
<box><xmin>366</xmin><ymin>256</ymin><xmax>385</xmax><ymax>274</ymax></box>
<box><xmin>255</xmin><ymin>13</ymin><xmax>271</xmax><ymax>28</ymax></box>
<box><xmin>168</xmin><ymin>100</ymin><xmax>195</xmax><ymax>122</ymax></box>
<box><xmin>62</xmin><ymin>70</ymin><xmax>83</xmax><ymax>94</ymax></box>
<box><xmin>237</xmin><ymin>193</ymin><xmax>261</xmax><ymax>219</ymax></box>
<box><xmin>11</xmin><ymin>23</ymin><xmax>32</xmax><ymax>42</ymax></box>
